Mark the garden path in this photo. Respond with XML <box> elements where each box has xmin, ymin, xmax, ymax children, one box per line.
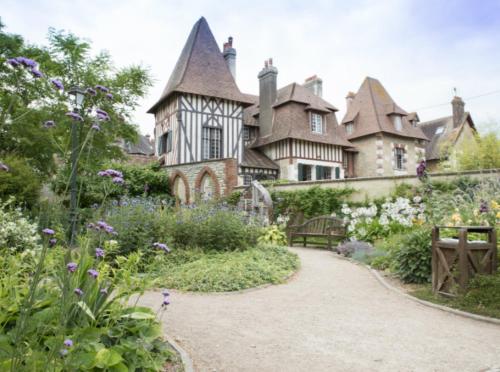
<box><xmin>139</xmin><ymin>247</ymin><xmax>500</xmax><ymax>372</ymax></box>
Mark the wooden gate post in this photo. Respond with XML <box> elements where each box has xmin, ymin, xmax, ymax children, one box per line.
<box><xmin>491</xmin><ymin>229</ymin><xmax>498</xmax><ymax>273</ymax></box>
<box><xmin>457</xmin><ymin>228</ymin><xmax>469</xmax><ymax>293</ymax></box>
<box><xmin>431</xmin><ymin>227</ymin><xmax>439</xmax><ymax>293</ymax></box>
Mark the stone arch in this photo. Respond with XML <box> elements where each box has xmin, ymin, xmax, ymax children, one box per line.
<box><xmin>169</xmin><ymin>170</ymin><xmax>190</xmax><ymax>204</ymax></box>
<box><xmin>194</xmin><ymin>166</ymin><xmax>221</xmax><ymax>200</ymax></box>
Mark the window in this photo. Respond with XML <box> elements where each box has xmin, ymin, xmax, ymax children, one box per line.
<box><xmin>298</xmin><ymin>164</ymin><xmax>312</xmax><ymax>181</ymax></box>
<box><xmin>343</xmin><ymin>154</ymin><xmax>348</xmax><ymax>169</ymax></box>
<box><xmin>316</xmin><ymin>165</ymin><xmax>332</xmax><ymax>180</ymax></box>
<box><xmin>159</xmin><ymin>131</ymin><xmax>172</xmax><ymax>154</ymax></box>
<box><xmin>202</xmin><ymin>127</ymin><xmax>222</xmax><ymax>159</ymax></box>
<box><xmin>243</xmin><ymin>127</ymin><xmax>250</xmax><ymax>141</ymax></box>
<box><xmin>395</xmin><ymin>147</ymin><xmax>405</xmax><ymax>170</ymax></box>
<box><xmin>243</xmin><ymin>174</ymin><xmax>253</xmax><ymax>186</ymax></box>
<box><xmin>393</xmin><ymin>115</ymin><xmax>403</xmax><ymax>131</ymax></box>
<box><xmin>345</xmin><ymin>122</ymin><xmax>354</xmax><ymax>135</ymax></box>
<box><xmin>311</xmin><ymin>113</ymin><xmax>323</xmax><ymax>134</ymax></box>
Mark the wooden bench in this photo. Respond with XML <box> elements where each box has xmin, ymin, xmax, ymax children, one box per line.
<box><xmin>287</xmin><ymin>216</ymin><xmax>346</xmax><ymax>249</ymax></box>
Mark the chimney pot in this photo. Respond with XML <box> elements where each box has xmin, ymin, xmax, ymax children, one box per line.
<box><xmin>258</xmin><ymin>58</ymin><xmax>278</xmax><ymax>137</ymax></box>
<box><xmin>223</xmin><ymin>36</ymin><xmax>236</xmax><ymax>80</ymax></box>
<box><xmin>228</xmin><ymin>36</ymin><xmax>233</xmax><ymax>46</ymax></box>
<box><xmin>303</xmin><ymin>75</ymin><xmax>323</xmax><ymax>97</ymax></box>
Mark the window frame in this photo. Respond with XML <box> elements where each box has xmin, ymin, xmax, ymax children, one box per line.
<box><xmin>202</xmin><ymin>127</ymin><xmax>222</xmax><ymax>160</ymax></box>
<box><xmin>298</xmin><ymin>163</ymin><xmax>313</xmax><ymax>181</ymax></box>
<box><xmin>310</xmin><ymin>113</ymin><xmax>323</xmax><ymax>134</ymax></box>
<box><xmin>395</xmin><ymin>147</ymin><xmax>405</xmax><ymax>170</ymax></box>
<box><xmin>243</xmin><ymin>127</ymin><xmax>250</xmax><ymax>141</ymax></box>
<box><xmin>393</xmin><ymin>115</ymin><xmax>403</xmax><ymax>132</ymax></box>
<box><xmin>345</xmin><ymin>122</ymin><xmax>354</xmax><ymax>135</ymax></box>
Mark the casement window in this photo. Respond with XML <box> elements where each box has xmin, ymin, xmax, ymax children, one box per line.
<box><xmin>316</xmin><ymin>165</ymin><xmax>332</xmax><ymax>180</ymax></box>
<box><xmin>159</xmin><ymin>131</ymin><xmax>172</xmax><ymax>154</ymax></box>
<box><xmin>243</xmin><ymin>174</ymin><xmax>253</xmax><ymax>186</ymax></box>
<box><xmin>345</xmin><ymin>122</ymin><xmax>354</xmax><ymax>135</ymax></box>
<box><xmin>395</xmin><ymin>147</ymin><xmax>405</xmax><ymax>170</ymax></box>
<box><xmin>298</xmin><ymin>163</ymin><xmax>312</xmax><ymax>181</ymax></box>
<box><xmin>393</xmin><ymin>115</ymin><xmax>403</xmax><ymax>131</ymax></box>
<box><xmin>335</xmin><ymin>167</ymin><xmax>341</xmax><ymax>179</ymax></box>
<box><xmin>343</xmin><ymin>154</ymin><xmax>348</xmax><ymax>169</ymax></box>
<box><xmin>202</xmin><ymin>127</ymin><xmax>222</xmax><ymax>159</ymax></box>
<box><xmin>310</xmin><ymin>113</ymin><xmax>323</xmax><ymax>134</ymax></box>
<box><xmin>243</xmin><ymin>127</ymin><xmax>250</xmax><ymax>141</ymax></box>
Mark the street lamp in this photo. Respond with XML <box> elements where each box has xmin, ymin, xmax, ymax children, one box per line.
<box><xmin>67</xmin><ymin>86</ymin><xmax>86</xmax><ymax>246</ymax></box>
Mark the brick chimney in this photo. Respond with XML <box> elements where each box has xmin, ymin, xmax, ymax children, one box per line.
<box><xmin>451</xmin><ymin>96</ymin><xmax>465</xmax><ymax>128</ymax></box>
<box><xmin>345</xmin><ymin>91</ymin><xmax>355</xmax><ymax>110</ymax></box>
<box><xmin>303</xmin><ymin>75</ymin><xmax>323</xmax><ymax>97</ymax></box>
<box><xmin>223</xmin><ymin>37</ymin><xmax>236</xmax><ymax>80</ymax></box>
<box><xmin>258</xmin><ymin>58</ymin><xmax>278</xmax><ymax>137</ymax></box>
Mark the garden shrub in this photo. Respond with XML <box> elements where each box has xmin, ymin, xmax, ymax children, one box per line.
<box><xmin>272</xmin><ymin>186</ymin><xmax>354</xmax><ymax>219</ymax></box>
<box><xmin>165</xmin><ymin>203</ymin><xmax>263</xmax><ymax>251</ymax></box>
<box><xmin>0</xmin><ymin>198</ymin><xmax>41</xmax><ymax>252</ymax></box>
<box><xmin>0</xmin><ymin>155</ymin><xmax>42</xmax><ymax>208</ymax></box>
<box><xmin>460</xmin><ymin>273</ymin><xmax>500</xmax><ymax>311</ymax></box>
<box><xmin>393</xmin><ymin>226</ymin><xmax>432</xmax><ymax>283</ymax></box>
<box><xmin>258</xmin><ymin>225</ymin><xmax>288</xmax><ymax>246</ymax></box>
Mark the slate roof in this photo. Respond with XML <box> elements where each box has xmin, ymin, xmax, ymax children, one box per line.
<box><xmin>121</xmin><ymin>135</ymin><xmax>154</xmax><ymax>156</ymax></box>
<box><xmin>242</xmin><ymin>147</ymin><xmax>279</xmax><ymax>170</ymax></box>
<box><xmin>148</xmin><ymin>17</ymin><xmax>253</xmax><ymax>113</ymax></box>
<box><xmin>245</xmin><ymin>83</ymin><xmax>353</xmax><ymax>148</ymax></box>
<box><xmin>418</xmin><ymin>113</ymin><xmax>475</xmax><ymax>160</ymax></box>
<box><xmin>341</xmin><ymin>77</ymin><xmax>428</xmax><ymax>141</ymax></box>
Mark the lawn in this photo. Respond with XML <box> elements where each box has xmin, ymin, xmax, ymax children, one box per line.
<box><xmin>149</xmin><ymin>245</ymin><xmax>300</xmax><ymax>292</ymax></box>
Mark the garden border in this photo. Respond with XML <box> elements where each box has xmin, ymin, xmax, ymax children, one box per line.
<box><xmin>331</xmin><ymin>253</ymin><xmax>500</xmax><ymax>326</ymax></box>
<box><xmin>165</xmin><ymin>334</ymin><xmax>195</xmax><ymax>372</ymax></box>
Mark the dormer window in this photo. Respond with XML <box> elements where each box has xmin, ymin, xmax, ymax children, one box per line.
<box><xmin>393</xmin><ymin>115</ymin><xmax>403</xmax><ymax>131</ymax></box>
<box><xmin>311</xmin><ymin>113</ymin><xmax>323</xmax><ymax>134</ymax></box>
<box><xmin>345</xmin><ymin>122</ymin><xmax>354</xmax><ymax>135</ymax></box>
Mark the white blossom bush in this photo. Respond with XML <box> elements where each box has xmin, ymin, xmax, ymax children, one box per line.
<box><xmin>340</xmin><ymin>197</ymin><xmax>426</xmax><ymax>242</ymax></box>
<box><xmin>0</xmin><ymin>198</ymin><xmax>41</xmax><ymax>252</ymax></box>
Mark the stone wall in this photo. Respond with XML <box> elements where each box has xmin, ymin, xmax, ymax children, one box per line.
<box><xmin>235</xmin><ymin>169</ymin><xmax>500</xmax><ymax>202</ymax></box>
<box><xmin>166</xmin><ymin>158</ymin><xmax>237</xmax><ymax>203</ymax></box>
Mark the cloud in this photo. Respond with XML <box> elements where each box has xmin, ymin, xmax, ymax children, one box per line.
<box><xmin>3</xmin><ymin>0</ymin><xmax>500</xmax><ymax>134</ymax></box>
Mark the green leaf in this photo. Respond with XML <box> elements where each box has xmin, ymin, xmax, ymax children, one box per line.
<box><xmin>110</xmin><ymin>362</ymin><xmax>129</xmax><ymax>372</ymax></box>
<box><xmin>95</xmin><ymin>348</ymin><xmax>123</xmax><ymax>368</ymax></box>
<box><xmin>77</xmin><ymin>301</ymin><xmax>96</xmax><ymax>321</ymax></box>
<box><xmin>121</xmin><ymin>311</ymin><xmax>155</xmax><ymax>320</ymax></box>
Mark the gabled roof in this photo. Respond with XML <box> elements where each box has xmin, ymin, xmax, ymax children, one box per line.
<box><xmin>120</xmin><ymin>135</ymin><xmax>154</xmax><ymax>156</ymax></box>
<box><xmin>273</xmin><ymin>83</ymin><xmax>338</xmax><ymax>112</ymax></box>
<box><xmin>341</xmin><ymin>77</ymin><xmax>428</xmax><ymax>141</ymax></box>
<box><xmin>148</xmin><ymin>17</ymin><xmax>253</xmax><ymax>113</ymax></box>
<box><xmin>244</xmin><ymin>83</ymin><xmax>352</xmax><ymax>148</ymax></box>
<box><xmin>418</xmin><ymin>112</ymin><xmax>476</xmax><ymax>160</ymax></box>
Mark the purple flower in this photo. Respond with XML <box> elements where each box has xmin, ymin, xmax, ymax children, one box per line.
<box><xmin>162</xmin><ymin>290</ymin><xmax>170</xmax><ymax>297</ymax></box>
<box><xmin>91</xmin><ymin>123</ymin><xmax>100</xmax><ymax>131</ymax></box>
<box><xmin>97</xmin><ymin>170</ymin><xmax>109</xmax><ymax>177</ymax></box>
<box><xmin>416</xmin><ymin>160</ymin><xmax>427</xmax><ymax>179</ymax></box>
<box><xmin>63</xmin><ymin>339</ymin><xmax>73</xmax><ymax>348</ymax></box>
<box><xmin>7</xmin><ymin>58</ymin><xmax>20</xmax><ymax>67</ymax></box>
<box><xmin>50</xmin><ymin>79</ymin><xmax>64</xmax><ymax>90</ymax></box>
<box><xmin>0</xmin><ymin>163</ymin><xmax>9</xmax><ymax>172</ymax></box>
<box><xmin>106</xmin><ymin>93</ymin><xmax>113</xmax><ymax>100</ymax></box>
<box><xmin>30</xmin><ymin>69</ymin><xmax>43</xmax><ymax>78</ymax></box>
<box><xmin>162</xmin><ymin>298</ymin><xmax>170</xmax><ymax>307</ymax></box>
<box><xmin>107</xmin><ymin>169</ymin><xmax>123</xmax><ymax>178</ymax></box>
<box><xmin>153</xmin><ymin>242</ymin><xmax>171</xmax><ymax>253</ymax></box>
<box><xmin>95</xmin><ymin>248</ymin><xmax>105</xmax><ymax>258</ymax></box>
<box><xmin>104</xmin><ymin>225</ymin><xmax>115</xmax><ymax>234</ymax></box>
<box><xmin>43</xmin><ymin>120</ymin><xmax>55</xmax><ymax>128</ymax></box>
<box><xmin>95</xmin><ymin>84</ymin><xmax>109</xmax><ymax>93</ymax></box>
<box><xmin>66</xmin><ymin>112</ymin><xmax>83</xmax><ymax>121</ymax></box>
<box><xmin>479</xmin><ymin>200</ymin><xmax>489</xmax><ymax>214</ymax></box>
<box><xmin>87</xmin><ymin>222</ymin><xmax>96</xmax><ymax>229</ymax></box>
<box><xmin>74</xmin><ymin>288</ymin><xmax>83</xmax><ymax>296</ymax></box>
<box><xmin>86</xmin><ymin>87</ymin><xmax>97</xmax><ymax>96</ymax></box>
<box><xmin>112</xmin><ymin>176</ymin><xmax>124</xmax><ymax>185</ymax></box>
<box><xmin>67</xmin><ymin>262</ymin><xmax>78</xmax><ymax>273</ymax></box>
<box><xmin>42</xmin><ymin>228</ymin><xmax>55</xmax><ymax>236</ymax></box>
<box><xmin>97</xmin><ymin>220</ymin><xmax>108</xmax><ymax>229</ymax></box>
<box><xmin>87</xmin><ymin>269</ymin><xmax>99</xmax><ymax>279</ymax></box>
<box><xmin>49</xmin><ymin>238</ymin><xmax>57</xmax><ymax>247</ymax></box>
<box><xmin>16</xmin><ymin>57</ymin><xmax>37</xmax><ymax>68</ymax></box>
<box><xmin>59</xmin><ymin>349</ymin><xmax>68</xmax><ymax>357</ymax></box>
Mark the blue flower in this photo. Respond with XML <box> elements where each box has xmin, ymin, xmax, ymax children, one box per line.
<box><xmin>50</xmin><ymin>79</ymin><xmax>64</xmax><ymax>90</ymax></box>
<box><xmin>43</xmin><ymin>120</ymin><xmax>55</xmax><ymax>128</ymax></box>
<box><xmin>66</xmin><ymin>112</ymin><xmax>83</xmax><ymax>121</ymax></box>
<box><xmin>42</xmin><ymin>228</ymin><xmax>55</xmax><ymax>235</ymax></box>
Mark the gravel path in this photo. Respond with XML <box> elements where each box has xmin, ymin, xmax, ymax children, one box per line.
<box><xmin>139</xmin><ymin>247</ymin><xmax>500</xmax><ymax>372</ymax></box>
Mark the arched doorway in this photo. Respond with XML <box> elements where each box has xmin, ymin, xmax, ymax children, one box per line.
<box><xmin>170</xmin><ymin>170</ymin><xmax>190</xmax><ymax>204</ymax></box>
<box><xmin>194</xmin><ymin>166</ymin><xmax>221</xmax><ymax>201</ymax></box>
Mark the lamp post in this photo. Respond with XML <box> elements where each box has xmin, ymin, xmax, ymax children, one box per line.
<box><xmin>67</xmin><ymin>86</ymin><xmax>86</xmax><ymax>246</ymax></box>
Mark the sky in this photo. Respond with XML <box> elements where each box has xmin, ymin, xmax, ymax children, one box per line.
<box><xmin>2</xmin><ymin>0</ymin><xmax>500</xmax><ymax>135</ymax></box>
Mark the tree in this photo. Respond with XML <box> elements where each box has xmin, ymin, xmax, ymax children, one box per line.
<box><xmin>455</xmin><ymin>131</ymin><xmax>500</xmax><ymax>171</ymax></box>
<box><xmin>0</xmin><ymin>20</ymin><xmax>153</xmax><ymax>178</ymax></box>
